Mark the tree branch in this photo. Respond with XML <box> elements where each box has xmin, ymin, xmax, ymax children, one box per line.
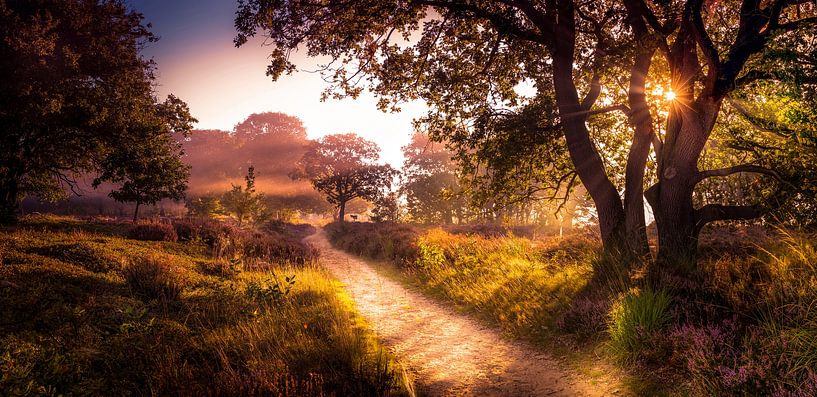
<box><xmin>695</xmin><ymin>203</ymin><xmax>763</xmax><ymax>231</ymax></box>
<box><xmin>688</xmin><ymin>0</ymin><xmax>721</xmax><ymax>77</ymax></box>
<box><xmin>416</xmin><ymin>0</ymin><xmax>550</xmax><ymax>45</ymax></box>
<box><xmin>695</xmin><ymin>163</ymin><xmax>781</xmax><ymax>183</ymax></box>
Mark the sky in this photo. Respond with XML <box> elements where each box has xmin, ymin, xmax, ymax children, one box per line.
<box><xmin>125</xmin><ymin>0</ymin><xmax>427</xmax><ymax>167</ymax></box>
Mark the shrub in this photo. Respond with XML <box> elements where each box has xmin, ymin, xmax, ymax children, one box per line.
<box><xmin>242</xmin><ymin>232</ymin><xmax>319</xmax><ymax>268</ymax></box>
<box><xmin>123</xmin><ymin>255</ymin><xmax>183</xmax><ymax>301</ymax></box>
<box><xmin>260</xmin><ymin>220</ymin><xmax>317</xmax><ymax>240</ymax></box>
<box><xmin>325</xmin><ymin>222</ymin><xmax>419</xmax><ymax>267</ymax></box>
<box><xmin>557</xmin><ymin>296</ymin><xmax>611</xmax><ymax>340</ymax></box>
<box><xmin>128</xmin><ymin>223</ymin><xmax>178</xmax><ymax>242</ymax></box>
<box><xmin>608</xmin><ymin>288</ymin><xmax>671</xmax><ymax>361</ymax></box>
<box><xmin>198</xmin><ymin>259</ymin><xmax>242</xmax><ymax>278</ymax></box>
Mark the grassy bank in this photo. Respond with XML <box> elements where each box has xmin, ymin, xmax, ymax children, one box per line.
<box><xmin>325</xmin><ymin>221</ymin><xmax>817</xmax><ymax>395</ymax></box>
<box><xmin>1</xmin><ymin>215</ymin><xmax>409</xmax><ymax>396</ymax></box>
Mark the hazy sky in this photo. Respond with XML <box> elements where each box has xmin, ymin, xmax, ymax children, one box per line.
<box><xmin>125</xmin><ymin>0</ymin><xmax>426</xmax><ymax>167</ymax></box>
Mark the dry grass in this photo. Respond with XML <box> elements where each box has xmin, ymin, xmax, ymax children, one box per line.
<box><xmin>327</xmin><ymin>221</ymin><xmax>817</xmax><ymax>396</ymax></box>
<box><xmin>0</xmin><ymin>216</ymin><xmax>409</xmax><ymax>396</ymax></box>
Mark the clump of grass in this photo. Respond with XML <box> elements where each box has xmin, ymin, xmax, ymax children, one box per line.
<box><xmin>127</xmin><ymin>222</ymin><xmax>178</xmax><ymax>242</ymax></box>
<box><xmin>122</xmin><ymin>255</ymin><xmax>184</xmax><ymax>301</ymax></box>
<box><xmin>607</xmin><ymin>288</ymin><xmax>671</xmax><ymax>361</ymax></box>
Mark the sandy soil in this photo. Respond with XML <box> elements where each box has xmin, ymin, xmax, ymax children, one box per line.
<box><xmin>305</xmin><ymin>230</ymin><xmax>622</xmax><ymax>397</ymax></box>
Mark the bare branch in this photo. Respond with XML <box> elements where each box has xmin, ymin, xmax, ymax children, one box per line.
<box><xmin>688</xmin><ymin>0</ymin><xmax>721</xmax><ymax>82</ymax></box>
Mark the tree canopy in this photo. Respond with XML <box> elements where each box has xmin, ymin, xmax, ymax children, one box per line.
<box><xmin>401</xmin><ymin>132</ymin><xmax>465</xmax><ymax>224</ymax></box>
<box><xmin>295</xmin><ymin>133</ymin><xmax>397</xmax><ymax>222</ymax></box>
<box><xmin>93</xmin><ymin>97</ymin><xmax>194</xmax><ymax>222</ymax></box>
<box><xmin>0</xmin><ymin>0</ymin><xmax>194</xmax><ymax>223</ymax></box>
<box><xmin>236</xmin><ymin>0</ymin><xmax>817</xmax><ymax>271</ymax></box>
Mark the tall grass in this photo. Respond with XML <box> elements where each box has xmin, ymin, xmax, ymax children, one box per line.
<box><xmin>607</xmin><ymin>288</ymin><xmax>671</xmax><ymax>362</ymax></box>
<box><xmin>0</xmin><ymin>217</ymin><xmax>409</xmax><ymax>395</ymax></box>
<box><xmin>326</xmin><ymin>222</ymin><xmax>600</xmax><ymax>342</ymax></box>
<box><xmin>327</xmin><ymin>221</ymin><xmax>817</xmax><ymax>395</ymax></box>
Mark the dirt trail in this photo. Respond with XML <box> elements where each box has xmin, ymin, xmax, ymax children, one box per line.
<box><xmin>306</xmin><ymin>230</ymin><xmax>621</xmax><ymax>397</ymax></box>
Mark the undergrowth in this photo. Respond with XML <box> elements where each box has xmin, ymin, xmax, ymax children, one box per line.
<box><xmin>0</xmin><ymin>215</ymin><xmax>409</xmax><ymax>396</ymax></box>
<box><xmin>326</xmin><ymin>221</ymin><xmax>817</xmax><ymax>396</ymax></box>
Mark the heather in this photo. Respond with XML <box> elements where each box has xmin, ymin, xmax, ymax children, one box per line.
<box><xmin>326</xmin><ymin>221</ymin><xmax>817</xmax><ymax>395</ymax></box>
<box><xmin>0</xmin><ymin>215</ymin><xmax>409</xmax><ymax>395</ymax></box>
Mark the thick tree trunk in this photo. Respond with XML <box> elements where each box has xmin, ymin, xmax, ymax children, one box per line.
<box><xmin>652</xmin><ymin>98</ymin><xmax>721</xmax><ymax>272</ymax></box>
<box><xmin>338</xmin><ymin>200</ymin><xmax>346</xmax><ymax>223</ymax></box>
<box><xmin>652</xmin><ymin>171</ymin><xmax>698</xmax><ymax>271</ymax></box>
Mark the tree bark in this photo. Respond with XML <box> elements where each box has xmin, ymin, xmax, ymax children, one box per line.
<box><xmin>653</xmin><ymin>96</ymin><xmax>721</xmax><ymax>271</ymax></box>
<box><xmin>623</xmin><ymin>45</ymin><xmax>657</xmax><ymax>258</ymax></box>
<box><xmin>338</xmin><ymin>200</ymin><xmax>346</xmax><ymax>223</ymax></box>
<box><xmin>0</xmin><ymin>175</ymin><xmax>20</xmax><ymax>224</ymax></box>
<box><xmin>132</xmin><ymin>201</ymin><xmax>141</xmax><ymax>223</ymax></box>
<box><xmin>550</xmin><ymin>1</ymin><xmax>627</xmax><ymax>258</ymax></box>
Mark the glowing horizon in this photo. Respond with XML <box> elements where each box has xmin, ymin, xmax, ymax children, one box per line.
<box><xmin>128</xmin><ymin>0</ymin><xmax>427</xmax><ymax>168</ymax></box>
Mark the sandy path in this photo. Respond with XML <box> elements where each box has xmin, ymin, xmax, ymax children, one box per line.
<box><xmin>306</xmin><ymin>230</ymin><xmax>621</xmax><ymax>397</ymax></box>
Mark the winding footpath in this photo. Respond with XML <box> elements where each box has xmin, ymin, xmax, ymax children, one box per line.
<box><xmin>305</xmin><ymin>230</ymin><xmax>622</xmax><ymax>396</ymax></box>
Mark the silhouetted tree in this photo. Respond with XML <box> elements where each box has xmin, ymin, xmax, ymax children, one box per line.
<box><xmin>180</xmin><ymin>112</ymin><xmax>328</xmax><ymax>217</ymax></box>
<box><xmin>0</xmin><ymin>0</ymin><xmax>192</xmax><ymax>223</ymax></box>
<box><xmin>401</xmin><ymin>133</ymin><xmax>465</xmax><ymax>224</ymax></box>
<box><xmin>295</xmin><ymin>134</ymin><xmax>397</xmax><ymax>222</ymax></box>
<box><xmin>94</xmin><ymin>96</ymin><xmax>195</xmax><ymax>222</ymax></box>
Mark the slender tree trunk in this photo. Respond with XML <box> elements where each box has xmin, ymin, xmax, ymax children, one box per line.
<box><xmin>550</xmin><ymin>6</ymin><xmax>627</xmax><ymax>258</ymax></box>
<box><xmin>0</xmin><ymin>175</ymin><xmax>20</xmax><ymax>224</ymax></box>
<box><xmin>338</xmin><ymin>200</ymin><xmax>346</xmax><ymax>223</ymax></box>
<box><xmin>132</xmin><ymin>201</ymin><xmax>141</xmax><ymax>223</ymax></box>
<box><xmin>623</xmin><ymin>46</ymin><xmax>657</xmax><ymax>258</ymax></box>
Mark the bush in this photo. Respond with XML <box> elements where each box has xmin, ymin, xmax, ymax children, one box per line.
<box><xmin>128</xmin><ymin>223</ymin><xmax>178</xmax><ymax>242</ymax></box>
<box><xmin>243</xmin><ymin>232</ymin><xmax>319</xmax><ymax>268</ymax></box>
<box><xmin>557</xmin><ymin>296</ymin><xmax>611</xmax><ymax>340</ymax></box>
<box><xmin>197</xmin><ymin>258</ymin><xmax>242</xmax><ymax>278</ymax></box>
<box><xmin>325</xmin><ymin>222</ymin><xmax>419</xmax><ymax>267</ymax></box>
<box><xmin>260</xmin><ymin>220</ymin><xmax>317</xmax><ymax>240</ymax></box>
<box><xmin>123</xmin><ymin>255</ymin><xmax>183</xmax><ymax>301</ymax></box>
<box><xmin>607</xmin><ymin>288</ymin><xmax>671</xmax><ymax>362</ymax></box>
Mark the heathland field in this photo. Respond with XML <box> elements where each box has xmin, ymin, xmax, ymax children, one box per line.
<box><xmin>0</xmin><ymin>215</ymin><xmax>410</xmax><ymax>396</ymax></box>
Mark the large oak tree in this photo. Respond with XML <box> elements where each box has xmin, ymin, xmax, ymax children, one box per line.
<box><xmin>236</xmin><ymin>0</ymin><xmax>817</xmax><ymax>271</ymax></box>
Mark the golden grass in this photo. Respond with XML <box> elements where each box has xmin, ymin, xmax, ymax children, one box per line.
<box><xmin>0</xmin><ymin>217</ymin><xmax>409</xmax><ymax>396</ymax></box>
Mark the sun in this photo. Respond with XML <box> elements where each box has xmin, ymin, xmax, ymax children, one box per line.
<box><xmin>665</xmin><ymin>90</ymin><xmax>677</xmax><ymax>101</ymax></box>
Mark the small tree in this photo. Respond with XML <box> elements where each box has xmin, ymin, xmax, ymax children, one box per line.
<box><xmin>94</xmin><ymin>102</ymin><xmax>193</xmax><ymax>222</ymax></box>
<box><xmin>222</xmin><ymin>166</ymin><xmax>265</xmax><ymax>226</ymax></box>
<box><xmin>186</xmin><ymin>195</ymin><xmax>223</xmax><ymax>218</ymax></box>
<box><xmin>295</xmin><ymin>134</ymin><xmax>397</xmax><ymax>222</ymax></box>
<box><xmin>371</xmin><ymin>191</ymin><xmax>401</xmax><ymax>223</ymax></box>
